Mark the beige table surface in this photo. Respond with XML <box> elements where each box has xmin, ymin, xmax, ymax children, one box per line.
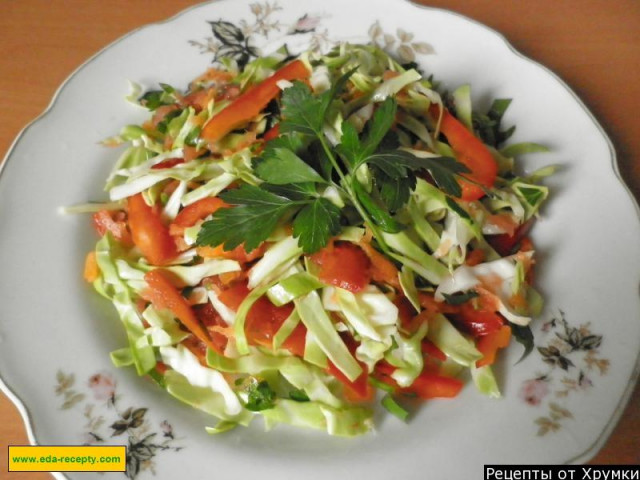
<box><xmin>1</xmin><ymin>1</ymin><xmax>639</xmax><ymax>478</ymax></box>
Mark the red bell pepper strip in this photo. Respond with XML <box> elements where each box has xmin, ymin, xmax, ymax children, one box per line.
<box><xmin>326</xmin><ymin>334</ymin><xmax>373</xmax><ymax>402</ymax></box>
<box><xmin>127</xmin><ymin>194</ymin><xmax>178</xmax><ymax>266</ymax></box>
<box><xmin>453</xmin><ymin>303</ymin><xmax>505</xmax><ymax>337</ymax></box>
<box><xmin>487</xmin><ymin>218</ymin><xmax>535</xmax><ymax>256</ymax></box>
<box><xmin>170</xmin><ymin>197</ymin><xmax>227</xmax><ymax>231</ymax></box>
<box><xmin>358</xmin><ymin>240</ymin><xmax>400</xmax><ymax>288</ymax></box>
<box><xmin>196</xmin><ymin>243</ymin><xmax>266</xmax><ymax>264</ymax></box>
<box><xmin>429</xmin><ymin>104</ymin><xmax>498</xmax><ymax>201</ymax></box>
<box><xmin>262</xmin><ymin>123</ymin><xmax>280</xmax><ymax>142</ymax></box>
<box><xmin>93</xmin><ymin>210</ymin><xmax>133</xmax><ymax>246</ymax></box>
<box><xmin>192</xmin><ymin>302</ymin><xmax>230</xmax><ymax>354</ymax></box>
<box><xmin>144</xmin><ymin>269</ymin><xmax>223</xmax><ymax>354</ymax></box>
<box><xmin>151</xmin><ymin>158</ymin><xmax>185</xmax><ymax>170</ymax></box>
<box><xmin>407</xmin><ymin>372</ymin><xmax>464</xmax><ymax>399</ymax></box>
<box><xmin>421</xmin><ymin>340</ymin><xmax>447</xmax><ymax>362</ymax></box>
<box><xmin>476</xmin><ymin>325</ymin><xmax>512</xmax><ymax>368</ymax></box>
<box><xmin>327</xmin><ymin>360</ymin><xmax>373</xmax><ymax>403</ymax></box>
<box><xmin>217</xmin><ymin>281</ymin><xmax>304</xmax><ymax>356</ymax></box>
<box><xmin>83</xmin><ymin>251</ymin><xmax>99</xmax><ymax>283</ymax></box>
<box><xmin>374</xmin><ymin>361</ymin><xmax>463</xmax><ymax>399</ymax></box>
<box><xmin>201</xmin><ymin>59</ymin><xmax>311</xmax><ymax>143</ymax></box>
<box><xmin>310</xmin><ymin>242</ymin><xmax>372</xmax><ymax>293</ymax></box>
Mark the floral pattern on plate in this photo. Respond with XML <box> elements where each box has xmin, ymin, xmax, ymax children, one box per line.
<box><xmin>188</xmin><ymin>2</ymin><xmax>327</xmax><ymax>67</ymax></box>
<box><xmin>520</xmin><ymin>311</ymin><xmax>609</xmax><ymax>436</ymax></box>
<box><xmin>188</xmin><ymin>1</ymin><xmax>434</xmax><ymax>67</ymax></box>
<box><xmin>55</xmin><ymin>371</ymin><xmax>182</xmax><ymax>479</ymax></box>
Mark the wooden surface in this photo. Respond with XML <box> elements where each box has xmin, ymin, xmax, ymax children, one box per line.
<box><xmin>1</xmin><ymin>1</ymin><xmax>638</xmax><ymax>477</ymax></box>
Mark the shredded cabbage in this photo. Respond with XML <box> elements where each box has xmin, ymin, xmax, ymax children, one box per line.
<box><xmin>84</xmin><ymin>41</ymin><xmax>552</xmax><ymax>437</ymax></box>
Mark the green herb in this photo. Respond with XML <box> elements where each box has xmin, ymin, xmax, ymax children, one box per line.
<box><xmin>374</xmin><ymin>168</ymin><xmax>414</xmax><ymax>212</ymax></box>
<box><xmin>156</xmin><ymin>109</ymin><xmax>182</xmax><ymax>134</ymax></box>
<box><xmin>381</xmin><ymin>394</ymin><xmax>409</xmax><ymax>421</ymax></box>
<box><xmin>292</xmin><ymin>197</ymin><xmax>342</xmax><ymax>253</ymax></box>
<box><xmin>337</xmin><ymin>97</ymin><xmax>397</xmax><ymax>166</ymax></box>
<box><xmin>516</xmin><ymin>186</ymin><xmax>545</xmax><ymax>207</ymax></box>
<box><xmin>198</xmin><ymin>71</ymin><xmax>468</xmax><ymax>255</ymax></box>
<box><xmin>184</xmin><ymin>126</ymin><xmax>202</xmax><ymax>147</ymax></box>
<box><xmin>279</xmin><ymin>70</ymin><xmax>355</xmax><ymax>137</ymax></box>
<box><xmin>368</xmin><ymin>376</ymin><xmax>395</xmax><ymax>394</ymax></box>
<box><xmin>445</xmin><ymin>197</ymin><xmax>472</xmax><ymax>221</ymax></box>
<box><xmin>472</xmin><ymin>98</ymin><xmax>515</xmax><ymax>148</ymax></box>
<box><xmin>197</xmin><ymin>185</ymin><xmax>295</xmax><ymax>252</ymax></box>
<box><xmin>139</xmin><ymin>83</ymin><xmax>179</xmax><ymax>111</ymax></box>
<box><xmin>510</xmin><ymin>324</ymin><xmax>535</xmax><ymax>364</ymax></box>
<box><xmin>442</xmin><ymin>291</ymin><xmax>479</xmax><ymax>306</ymax></box>
<box><xmin>288</xmin><ymin>389</ymin><xmax>310</xmax><ymax>402</ymax></box>
<box><xmin>245</xmin><ymin>380</ymin><xmax>277</xmax><ymax>411</ymax></box>
<box><xmin>254</xmin><ymin>148</ymin><xmax>326</xmax><ymax>185</ymax></box>
<box><xmin>352</xmin><ymin>178</ymin><xmax>404</xmax><ymax>234</ymax></box>
<box><xmin>262</xmin><ymin>182</ymin><xmax>318</xmax><ymax>200</ymax></box>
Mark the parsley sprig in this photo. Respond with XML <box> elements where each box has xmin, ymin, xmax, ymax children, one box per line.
<box><xmin>197</xmin><ymin>70</ymin><xmax>469</xmax><ymax>255</ymax></box>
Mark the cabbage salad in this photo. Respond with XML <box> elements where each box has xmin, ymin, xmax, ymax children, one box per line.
<box><xmin>79</xmin><ymin>43</ymin><xmax>552</xmax><ymax>436</ymax></box>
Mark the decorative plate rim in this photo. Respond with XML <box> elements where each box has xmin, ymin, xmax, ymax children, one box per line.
<box><xmin>1</xmin><ymin>0</ymin><xmax>639</xmax><ymax>474</ymax></box>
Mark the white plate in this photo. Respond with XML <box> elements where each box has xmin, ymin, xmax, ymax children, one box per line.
<box><xmin>2</xmin><ymin>0</ymin><xmax>639</xmax><ymax>478</ymax></box>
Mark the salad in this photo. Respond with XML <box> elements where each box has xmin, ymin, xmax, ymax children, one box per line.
<box><xmin>80</xmin><ymin>43</ymin><xmax>552</xmax><ymax>436</ymax></box>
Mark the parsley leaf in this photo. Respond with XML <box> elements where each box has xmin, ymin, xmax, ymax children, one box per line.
<box><xmin>337</xmin><ymin>97</ymin><xmax>397</xmax><ymax>167</ymax></box>
<box><xmin>198</xmin><ymin>67</ymin><xmax>469</xmax><ymax>256</ymax></box>
<box><xmin>472</xmin><ymin>98</ymin><xmax>515</xmax><ymax>147</ymax></box>
<box><xmin>293</xmin><ymin>198</ymin><xmax>342</xmax><ymax>254</ymax></box>
<box><xmin>262</xmin><ymin>131</ymin><xmax>308</xmax><ymax>157</ymax></box>
<box><xmin>368</xmin><ymin>150</ymin><xmax>469</xmax><ymax>198</ymax></box>
<box><xmin>196</xmin><ymin>185</ymin><xmax>295</xmax><ymax>252</ymax></box>
<box><xmin>442</xmin><ymin>291</ymin><xmax>479</xmax><ymax>305</ymax></box>
<box><xmin>279</xmin><ymin>82</ymin><xmax>326</xmax><ymax>136</ymax></box>
<box><xmin>337</xmin><ymin>97</ymin><xmax>469</xmax><ymax>199</ymax></box>
<box><xmin>417</xmin><ymin>155</ymin><xmax>470</xmax><ymax>198</ymax></box>
<box><xmin>361</xmin><ymin>97</ymin><xmax>398</xmax><ymax>157</ymax></box>
<box><xmin>139</xmin><ymin>83</ymin><xmax>178</xmax><ymax>111</ymax></box>
<box><xmin>377</xmin><ymin>170</ymin><xmax>416</xmax><ymax>212</ymax></box>
<box><xmin>516</xmin><ymin>186</ymin><xmax>545</xmax><ymax>207</ymax></box>
<box><xmin>262</xmin><ymin>182</ymin><xmax>318</xmax><ymax>200</ymax></box>
<box><xmin>280</xmin><ymin>69</ymin><xmax>354</xmax><ymax>137</ymax></box>
<box><xmin>288</xmin><ymin>389</ymin><xmax>310</xmax><ymax>402</ymax></box>
<box><xmin>245</xmin><ymin>380</ymin><xmax>276</xmax><ymax>411</ymax></box>
<box><xmin>352</xmin><ymin>179</ymin><xmax>404</xmax><ymax>233</ymax></box>
<box><xmin>511</xmin><ymin>324</ymin><xmax>535</xmax><ymax>364</ymax></box>
<box><xmin>254</xmin><ymin>148</ymin><xmax>326</xmax><ymax>185</ymax></box>
<box><xmin>445</xmin><ymin>197</ymin><xmax>472</xmax><ymax>221</ymax></box>
<box><xmin>335</xmin><ymin>121</ymin><xmax>362</xmax><ymax>169</ymax></box>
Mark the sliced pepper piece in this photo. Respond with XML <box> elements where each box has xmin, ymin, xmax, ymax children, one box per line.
<box><xmin>201</xmin><ymin>59</ymin><xmax>310</xmax><ymax>143</ymax></box>
<box><xmin>310</xmin><ymin>242</ymin><xmax>372</xmax><ymax>293</ymax></box>
<box><xmin>326</xmin><ymin>334</ymin><xmax>374</xmax><ymax>403</ymax></box>
<box><xmin>92</xmin><ymin>209</ymin><xmax>133</xmax><ymax>246</ymax></box>
<box><xmin>476</xmin><ymin>325</ymin><xmax>512</xmax><ymax>367</ymax></box>
<box><xmin>169</xmin><ymin>197</ymin><xmax>228</xmax><ymax>237</ymax></box>
<box><xmin>429</xmin><ymin>104</ymin><xmax>498</xmax><ymax>201</ymax></box>
<box><xmin>128</xmin><ymin>193</ymin><xmax>177</xmax><ymax>265</ymax></box>
<box><xmin>144</xmin><ymin>269</ymin><xmax>222</xmax><ymax>354</ymax></box>
<box><xmin>217</xmin><ymin>281</ymin><xmax>304</xmax><ymax>356</ymax></box>
<box><xmin>374</xmin><ymin>361</ymin><xmax>463</xmax><ymax>399</ymax></box>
